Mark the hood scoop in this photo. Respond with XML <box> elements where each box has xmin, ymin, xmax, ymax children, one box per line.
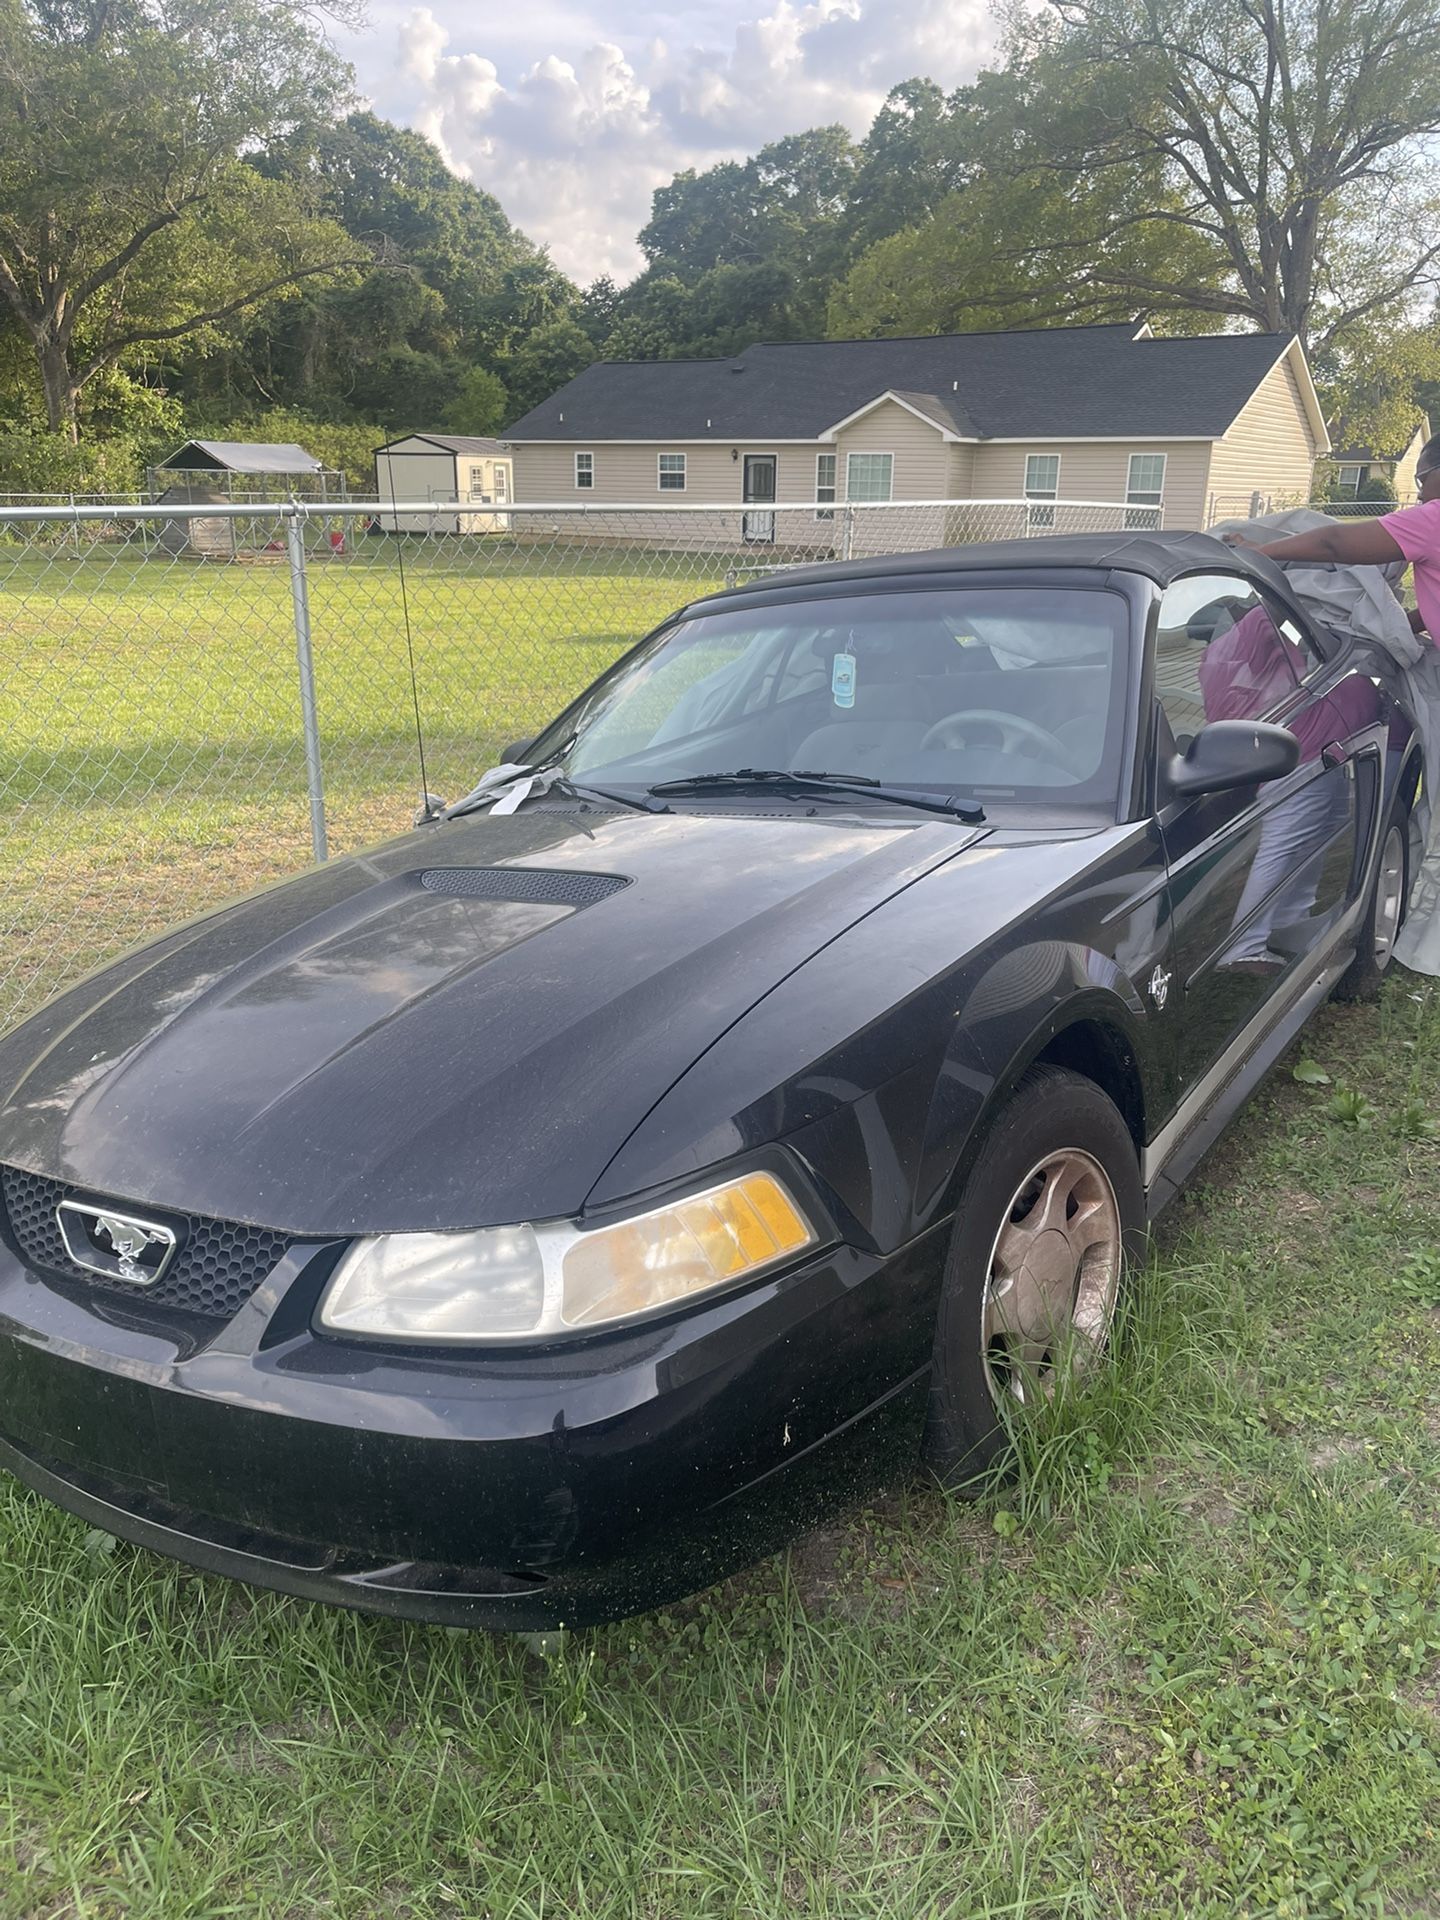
<box><xmin>418</xmin><ymin>868</ymin><xmax>631</xmax><ymax>908</ymax></box>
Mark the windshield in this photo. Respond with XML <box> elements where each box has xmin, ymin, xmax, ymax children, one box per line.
<box><xmin>526</xmin><ymin>585</ymin><xmax>1132</xmax><ymax>808</ymax></box>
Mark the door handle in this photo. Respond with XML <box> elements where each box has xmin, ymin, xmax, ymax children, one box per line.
<box><xmin>1321</xmin><ymin>741</ymin><xmax>1349</xmax><ymax>770</ymax></box>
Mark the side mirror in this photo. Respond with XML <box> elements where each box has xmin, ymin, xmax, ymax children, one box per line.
<box><xmin>502</xmin><ymin>736</ymin><xmax>535</xmax><ymax>765</ymax></box>
<box><xmin>1163</xmin><ymin>719</ymin><xmax>1299</xmax><ymax>800</ymax></box>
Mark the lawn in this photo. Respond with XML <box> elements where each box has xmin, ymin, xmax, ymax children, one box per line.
<box><xmin>3</xmin><ymin>981</ymin><xmax>1440</xmax><ymax>1918</ymax></box>
<box><xmin>0</xmin><ymin>536</ymin><xmax>731</xmax><ymax>1030</ymax></box>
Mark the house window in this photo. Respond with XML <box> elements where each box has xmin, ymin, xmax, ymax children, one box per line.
<box><xmin>1125</xmin><ymin>452</ymin><xmax>1167</xmax><ymax>530</ymax></box>
<box><xmin>1024</xmin><ymin>453</ymin><xmax>1060</xmax><ymax>531</ymax></box>
<box><xmin>1336</xmin><ymin>463</ymin><xmax>1365</xmax><ymax>499</ymax></box>
<box><xmin>816</xmin><ymin>452</ymin><xmax>836</xmax><ymax>520</ymax></box>
<box><xmin>846</xmin><ymin>452</ymin><xmax>893</xmax><ymax>503</ymax></box>
<box><xmin>658</xmin><ymin>452</ymin><xmax>687</xmax><ymax>492</ymax></box>
<box><xmin>575</xmin><ymin>452</ymin><xmax>594</xmax><ymax>490</ymax></box>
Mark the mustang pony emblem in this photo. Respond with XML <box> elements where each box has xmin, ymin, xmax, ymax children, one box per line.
<box><xmin>56</xmin><ymin>1201</ymin><xmax>177</xmax><ymax>1286</ymax></box>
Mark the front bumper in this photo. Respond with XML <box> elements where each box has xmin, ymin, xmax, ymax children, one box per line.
<box><xmin>0</xmin><ymin>1225</ymin><xmax>944</xmax><ymax>1629</ymax></box>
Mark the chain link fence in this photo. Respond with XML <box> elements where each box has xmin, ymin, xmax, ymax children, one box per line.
<box><xmin>3</xmin><ymin>493</ymin><xmax>1156</xmax><ymax>1033</ymax></box>
<box><xmin>1208</xmin><ymin>490</ymin><xmax>1416</xmax><ymax>522</ymax></box>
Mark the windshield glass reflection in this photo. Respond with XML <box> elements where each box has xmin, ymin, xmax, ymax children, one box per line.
<box><xmin>528</xmin><ymin>587</ymin><xmax>1130</xmax><ymax>805</ymax></box>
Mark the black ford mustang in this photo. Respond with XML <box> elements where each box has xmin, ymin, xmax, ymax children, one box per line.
<box><xmin>0</xmin><ymin>533</ymin><xmax>1419</xmax><ymax>1628</ymax></box>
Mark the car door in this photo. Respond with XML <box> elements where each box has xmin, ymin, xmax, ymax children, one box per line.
<box><xmin>1153</xmin><ymin>570</ymin><xmax>1375</xmax><ymax>1097</ymax></box>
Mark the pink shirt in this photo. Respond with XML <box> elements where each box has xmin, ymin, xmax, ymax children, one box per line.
<box><xmin>1198</xmin><ymin>606</ymin><xmax>1377</xmax><ymax>761</ymax></box>
<box><xmin>1380</xmin><ymin>498</ymin><xmax>1440</xmax><ymax>646</ymax></box>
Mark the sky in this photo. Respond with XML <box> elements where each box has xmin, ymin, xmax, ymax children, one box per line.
<box><xmin>341</xmin><ymin>0</ymin><xmax>997</xmax><ymax>287</ymax></box>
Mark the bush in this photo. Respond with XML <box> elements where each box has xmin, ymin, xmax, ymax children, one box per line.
<box><xmin>0</xmin><ymin>430</ymin><xmax>147</xmax><ymax>500</ymax></box>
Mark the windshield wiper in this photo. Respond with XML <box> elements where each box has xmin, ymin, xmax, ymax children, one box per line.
<box><xmin>552</xmin><ymin>775</ymin><xmax>670</xmax><ymax>814</ymax></box>
<box><xmin>646</xmin><ymin>768</ymin><xmax>984</xmax><ymax>823</ymax></box>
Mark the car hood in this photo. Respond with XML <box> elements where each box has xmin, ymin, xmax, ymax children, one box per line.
<box><xmin>0</xmin><ymin>807</ymin><xmax>983</xmax><ymax>1233</ymax></box>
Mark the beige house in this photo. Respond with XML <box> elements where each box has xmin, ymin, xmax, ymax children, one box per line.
<box><xmin>373</xmin><ymin>434</ymin><xmax>514</xmax><ymax>532</ymax></box>
<box><xmin>501</xmin><ymin>324</ymin><xmax>1328</xmax><ymax>537</ymax></box>
<box><xmin>1323</xmin><ymin>418</ymin><xmax>1432</xmax><ymax>504</ymax></box>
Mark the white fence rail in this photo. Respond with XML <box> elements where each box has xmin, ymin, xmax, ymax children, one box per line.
<box><xmin>3</xmin><ymin>492</ymin><xmax>1144</xmax><ymax>1031</ymax></box>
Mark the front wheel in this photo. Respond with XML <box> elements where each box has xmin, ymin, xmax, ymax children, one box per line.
<box><xmin>923</xmin><ymin>1065</ymin><xmax>1146</xmax><ymax>1487</ymax></box>
<box><xmin>1334</xmin><ymin>794</ymin><xmax>1410</xmax><ymax>1002</ymax></box>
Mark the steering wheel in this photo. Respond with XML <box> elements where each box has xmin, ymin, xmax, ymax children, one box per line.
<box><xmin>918</xmin><ymin>707</ymin><xmax>1086</xmax><ymax>777</ymax></box>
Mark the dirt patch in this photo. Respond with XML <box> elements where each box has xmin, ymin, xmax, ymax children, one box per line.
<box><xmin>1303</xmin><ymin>1433</ymin><xmax>1369</xmax><ymax>1470</ymax></box>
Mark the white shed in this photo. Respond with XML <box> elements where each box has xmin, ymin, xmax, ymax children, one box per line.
<box><xmin>373</xmin><ymin>434</ymin><xmax>514</xmax><ymax>533</ymax></box>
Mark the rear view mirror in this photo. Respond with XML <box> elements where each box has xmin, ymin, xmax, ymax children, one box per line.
<box><xmin>1164</xmin><ymin>719</ymin><xmax>1299</xmax><ymax>800</ymax></box>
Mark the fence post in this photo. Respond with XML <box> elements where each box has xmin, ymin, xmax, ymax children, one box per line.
<box><xmin>841</xmin><ymin>503</ymin><xmax>855</xmax><ymax>562</ymax></box>
<box><xmin>285</xmin><ymin>506</ymin><xmax>329</xmax><ymax>863</ymax></box>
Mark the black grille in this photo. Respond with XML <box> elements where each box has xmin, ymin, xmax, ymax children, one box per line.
<box><xmin>419</xmin><ymin>867</ymin><xmax>629</xmax><ymax>908</ymax></box>
<box><xmin>0</xmin><ymin>1165</ymin><xmax>293</xmax><ymax>1319</ymax></box>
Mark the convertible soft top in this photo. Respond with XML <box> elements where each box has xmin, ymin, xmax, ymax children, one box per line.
<box><xmin>704</xmin><ymin>531</ymin><xmax>1290</xmax><ymax>604</ymax></box>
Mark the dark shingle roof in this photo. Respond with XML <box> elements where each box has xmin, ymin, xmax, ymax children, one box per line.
<box><xmin>503</xmin><ymin>325</ymin><xmax>1295</xmax><ymax>444</ymax></box>
<box><xmin>883</xmin><ymin>389</ymin><xmax>979</xmax><ymax>437</ymax></box>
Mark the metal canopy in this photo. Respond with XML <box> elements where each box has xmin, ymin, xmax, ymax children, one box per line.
<box><xmin>158</xmin><ymin>440</ymin><xmax>324</xmax><ymax>475</ymax></box>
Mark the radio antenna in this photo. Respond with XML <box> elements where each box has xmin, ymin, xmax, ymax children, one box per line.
<box><xmin>384</xmin><ymin>433</ymin><xmax>433</xmax><ymax>815</ymax></box>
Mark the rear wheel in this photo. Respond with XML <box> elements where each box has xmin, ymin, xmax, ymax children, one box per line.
<box><xmin>1334</xmin><ymin>794</ymin><xmax>1410</xmax><ymax>1002</ymax></box>
<box><xmin>923</xmin><ymin>1066</ymin><xmax>1145</xmax><ymax>1486</ymax></box>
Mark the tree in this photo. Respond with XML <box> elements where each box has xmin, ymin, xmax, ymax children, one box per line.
<box><xmin>638</xmin><ymin>126</ymin><xmax>861</xmax><ymax>331</ymax></box>
<box><xmin>599</xmin><ymin>262</ymin><xmax>806</xmax><ymax>362</ymax></box>
<box><xmin>180</xmin><ymin>115</ymin><xmax>576</xmax><ymax>427</ymax></box>
<box><xmin>847</xmin><ymin>80</ymin><xmax>971</xmax><ymax>250</ymax></box>
<box><xmin>577</xmin><ymin>277</ymin><xmax>623</xmax><ymax>349</ymax></box>
<box><xmin>829</xmin><ymin>134</ymin><xmax>1219</xmax><ymax>338</ymax></box>
<box><xmin>265</xmin><ymin>113</ymin><xmax>571</xmax><ymax>360</ymax></box>
<box><xmin>0</xmin><ymin>0</ymin><xmax>363</xmax><ymax>437</ymax></box>
<box><xmin>895</xmin><ymin>0</ymin><xmax>1440</xmax><ymax>351</ymax></box>
<box><xmin>444</xmin><ymin>366</ymin><xmax>509</xmax><ymax>437</ymax></box>
<box><xmin>502</xmin><ymin>316</ymin><xmax>596</xmax><ymax>418</ymax></box>
<box><xmin>1310</xmin><ymin>316</ymin><xmax>1440</xmax><ymax>457</ymax></box>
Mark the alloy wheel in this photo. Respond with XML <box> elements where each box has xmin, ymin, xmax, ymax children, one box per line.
<box><xmin>980</xmin><ymin>1147</ymin><xmax>1123</xmax><ymax>1406</ymax></box>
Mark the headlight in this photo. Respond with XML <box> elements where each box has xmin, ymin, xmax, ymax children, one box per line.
<box><xmin>316</xmin><ymin>1170</ymin><xmax>819</xmax><ymax>1344</ymax></box>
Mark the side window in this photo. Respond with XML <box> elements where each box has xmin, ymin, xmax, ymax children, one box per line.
<box><xmin>1154</xmin><ymin>572</ymin><xmax>1309</xmax><ymax>744</ymax></box>
<box><xmin>1025</xmin><ymin>453</ymin><xmax>1060</xmax><ymax>531</ymax></box>
<box><xmin>1125</xmin><ymin>453</ymin><xmax>1166</xmax><ymax>530</ymax></box>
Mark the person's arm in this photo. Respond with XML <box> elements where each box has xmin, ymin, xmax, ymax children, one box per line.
<box><xmin>1223</xmin><ymin>520</ymin><xmax>1406</xmax><ymax>565</ymax></box>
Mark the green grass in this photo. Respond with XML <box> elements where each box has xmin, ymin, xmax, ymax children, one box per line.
<box><xmin>0</xmin><ymin>539</ymin><xmax>726</xmax><ymax>1029</ymax></box>
<box><xmin>3</xmin><ymin>983</ymin><xmax>1440</xmax><ymax>1917</ymax></box>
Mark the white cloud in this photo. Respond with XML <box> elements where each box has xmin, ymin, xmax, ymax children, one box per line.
<box><xmin>374</xmin><ymin>0</ymin><xmax>995</xmax><ymax>283</ymax></box>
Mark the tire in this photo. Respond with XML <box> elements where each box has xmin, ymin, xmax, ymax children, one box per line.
<box><xmin>1334</xmin><ymin>791</ymin><xmax>1410</xmax><ymax>1003</ymax></box>
<box><xmin>923</xmin><ymin>1065</ymin><xmax>1146</xmax><ymax>1488</ymax></box>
